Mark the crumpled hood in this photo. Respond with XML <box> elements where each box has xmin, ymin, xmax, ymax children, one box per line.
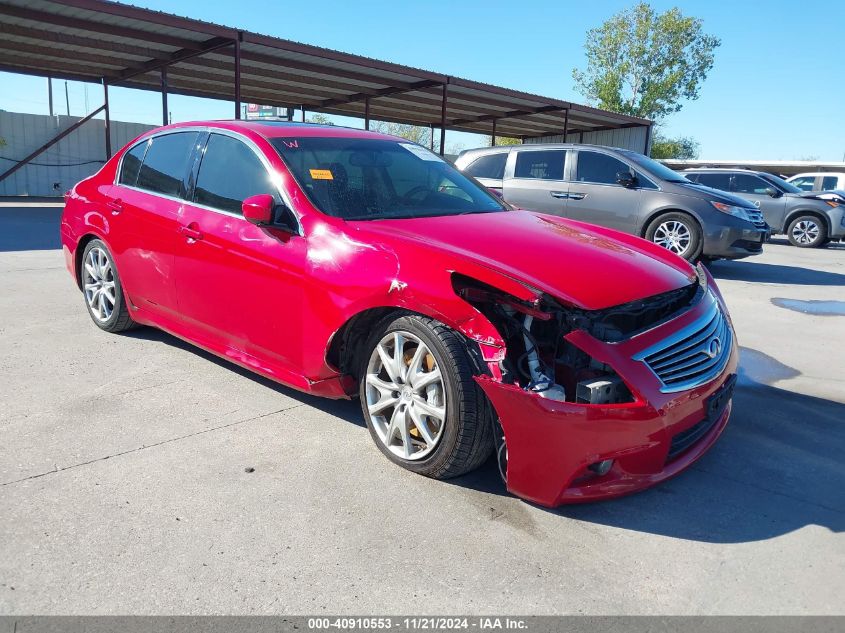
<box><xmin>349</xmin><ymin>211</ymin><xmax>696</xmax><ymax>311</ymax></box>
<box><xmin>793</xmin><ymin>190</ymin><xmax>845</xmax><ymax>204</ymax></box>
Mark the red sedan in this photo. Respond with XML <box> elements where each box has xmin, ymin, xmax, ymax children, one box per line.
<box><xmin>61</xmin><ymin>121</ymin><xmax>737</xmax><ymax>506</ymax></box>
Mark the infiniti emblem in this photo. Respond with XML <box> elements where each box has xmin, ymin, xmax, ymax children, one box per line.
<box><xmin>706</xmin><ymin>337</ymin><xmax>722</xmax><ymax>359</ymax></box>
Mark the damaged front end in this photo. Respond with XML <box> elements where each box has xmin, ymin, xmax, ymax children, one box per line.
<box><xmin>453</xmin><ymin>266</ymin><xmax>730</xmax><ymax>506</ymax></box>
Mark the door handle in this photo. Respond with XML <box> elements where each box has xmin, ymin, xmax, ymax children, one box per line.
<box><xmin>179</xmin><ymin>224</ymin><xmax>203</xmax><ymax>241</ymax></box>
<box><xmin>568</xmin><ymin>192</ymin><xmax>586</xmax><ymax>200</ymax></box>
<box><xmin>106</xmin><ymin>199</ymin><xmax>123</xmax><ymax>215</ymax></box>
<box><xmin>550</xmin><ymin>191</ymin><xmax>569</xmax><ymax>199</ymax></box>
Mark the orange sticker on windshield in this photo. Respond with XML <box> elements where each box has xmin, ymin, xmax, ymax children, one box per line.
<box><xmin>309</xmin><ymin>169</ymin><xmax>333</xmax><ymax>180</ymax></box>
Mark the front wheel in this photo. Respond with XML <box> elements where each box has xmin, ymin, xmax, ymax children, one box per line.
<box><xmin>645</xmin><ymin>212</ymin><xmax>703</xmax><ymax>261</ymax></box>
<box><xmin>787</xmin><ymin>215</ymin><xmax>827</xmax><ymax>248</ymax></box>
<box><xmin>359</xmin><ymin>314</ymin><xmax>493</xmax><ymax>480</ymax></box>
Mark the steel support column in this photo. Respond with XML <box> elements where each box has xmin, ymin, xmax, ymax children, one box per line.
<box><xmin>429</xmin><ymin>124</ymin><xmax>434</xmax><ymax>151</ymax></box>
<box><xmin>563</xmin><ymin>108</ymin><xmax>569</xmax><ymax>142</ymax></box>
<box><xmin>644</xmin><ymin>124</ymin><xmax>652</xmax><ymax>155</ymax></box>
<box><xmin>439</xmin><ymin>82</ymin><xmax>448</xmax><ymax>156</ymax></box>
<box><xmin>47</xmin><ymin>77</ymin><xmax>53</xmax><ymax>116</ymax></box>
<box><xmin>364</xmin><ymin>97</ymin><xmax>370</xmax><ymax>130</ymax></box>
<box><xmin>161</xmin><ymin>66</ymin><xmax>168</xmax><ymax>125</ymax></box>
<box><xmin>301</xmin><ymin>106</ymin><xmax>305</xmax><ymax>122</ymax></box>
<box><xmin>233</xmin><ymin>35</ymin><xmax>241</xmax><ymax>119</ymax></box>
<box><xmin>491</xmin><ymin>119</ymin><xmax>496</xmax><ymax>147</ymax></box>
<box><xmin>103</xmin><ymin>79</ymin><xmax>111</xmax><ymax>159</ymax></box>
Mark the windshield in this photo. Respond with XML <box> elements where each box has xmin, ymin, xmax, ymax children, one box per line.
<box><xmin>619</xmin><ymin>150</ymin><xmax>690</xmax><ymax>183</ymax></box>
<box><xmin>270</xmin><ymin>137</ymin><xmax>507</xmax><ymax>220</ymax></box>
<box><xmin>759</xmin><ymin>172</ymin><xmax>803</xmax><ymax>194</ymax></box>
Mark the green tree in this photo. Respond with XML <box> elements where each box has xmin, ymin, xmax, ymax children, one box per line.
<box><xmin>306</xmin><ymin>113</ymin><xmax>334</xmax><ymax>125</ymax></box>
<box><xmin>650</xmin><ymin>132</ymin><xmax>700</xmax><ymax>159</ymax></box>
<box><xmin>572</xmin><ymin>2</ymin><xmax>720</xmax><ymax>120</ymax></box>
<box><xmin>481</xmin><ymin>135</ymin><xmax>521</xmax><ymax>147</ymax></box>
<box><xmin>371</xmin><ymin>121</ymin><xmax>432</xmax><ymax>147</ymax></box>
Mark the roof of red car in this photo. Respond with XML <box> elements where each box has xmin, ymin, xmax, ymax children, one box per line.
<box><xmin>164</xmin><ymin>120</ymin><xmax>396</xmax><ymax>141</ymax></box>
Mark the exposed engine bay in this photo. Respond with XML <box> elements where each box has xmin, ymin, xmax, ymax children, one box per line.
<box><xmin>454</xmin><ymin>270</ymin><xmax>705</xmax><ymax>406</ymax></box>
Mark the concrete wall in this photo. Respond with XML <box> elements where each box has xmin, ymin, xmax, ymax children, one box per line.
<box><xmin>0</xmin><ymin>112</ymin><xmax>154</xmax><ymax>197</ymax></box>
<box><xmin>525</xmin><ymin>125</ymin><xmax>651</xmax><ymax>154</ymax></box>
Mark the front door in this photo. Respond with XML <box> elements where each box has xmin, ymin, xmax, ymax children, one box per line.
<box><xmin>728</xmin><ymin>172</ymin><xmax>788</xmax><ymax>230</ymax></box>
<box><xmin>174</xmin><ymin>132</ymin><xmax>306</xmax><ymax>373</ymax></box>
<box><xmin>565</xmin><ymin>150</ymin><xmax>642</xmax><ymax>234</ymax></box>
<box><xmin>502</xmin><ymin>148</ymin><xmax>568</xmax><ymax>216</ymax></box>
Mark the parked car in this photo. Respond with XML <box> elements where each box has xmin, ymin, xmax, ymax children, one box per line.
<box><xmin>787</xmin><ymin>172</ymin><xmax>845</xmax><ymax>192</ymax></box>
<box><xmin>683</xmin><ymin>168</ymin><xmax>845</xmax><ymax>248</ymax></box>
<box><xmin>62</xmin><ymin>121</ymin><xmax>737</xmax><ymax>507</ymax></box>
<box><xmin>455</xmin><ymin>144</ymin><xmax>768</xmax><ymax>262</ymax></box>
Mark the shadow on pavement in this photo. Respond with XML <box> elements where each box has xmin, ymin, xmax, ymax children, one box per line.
<box><xmin>129</xmin><ymin>326</ymin><xmax>845</xmax><ymax>544</ymax></box>
<box><xmin>708</xmin><ymin>258</ymin><xmax>845</xmax><ymax>286</ymax></box>
<box><xmin>0</xmin><ymin>206</ymin><xmax>63</xmax><ymax>252</ymax></box>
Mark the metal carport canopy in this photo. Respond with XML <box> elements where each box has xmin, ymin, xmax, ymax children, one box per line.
<box><xmin>0</xmin><ymin>0</ymin><xmax>650</xmax><ymax>142</ymax></box>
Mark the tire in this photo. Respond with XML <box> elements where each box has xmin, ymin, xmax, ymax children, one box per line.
<box><xmin>358</xmin><ymin>314</ymin><xmax>494</xmax><ymax>480</ymax></box>
<box><xmin>645</xmin><ymin>212</ymin><xmax>703</xmax><ymax>261</ymax></box>
<box><xmin>80</xmin><ymin>239</ymin><xmax>137</xmax><ymax>333</ymax></box>
<box><xmin>787</xmin><ymin>215</ymin><xmax>827</xmax><ymax>248</ymax></box>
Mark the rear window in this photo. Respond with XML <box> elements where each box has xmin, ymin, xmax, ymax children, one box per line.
<box><xmin>463</xmin><ymin>152</ymin><xmax>508</xmax><ymax>180</ymax></box>
<box><xmin>118</xmin><ymin>141</ymin><xmax>147</xmax><ymax>187</ymax></box>
<box><xmin>514</xmin><ymin>150</ymin><xmax>566</xmax><ymax>180</ymax></box>
<box><xmin>692</xmin><ymin>173</ymin><xmax>731</xmax><ymax>190</ymax></box>
<box><xmin>136</xmin><ymin>132</ymin><xmax>199</xmax><ymax>198</ymax></box>
<box><xmin>822</xmin><ymin>176</ymin><xmax>838</xmax><ymax>191</ymax></box>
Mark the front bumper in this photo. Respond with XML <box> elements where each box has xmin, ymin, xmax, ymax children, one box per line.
<box><xmin>702</xmin><ymin>221</ymin><xmax>768</xmax><ymax>260</ymax></box>
<box><xmin>476</xmin><ymin>293</ymin><xmax>738</xmax><ymax>507</ymax></box>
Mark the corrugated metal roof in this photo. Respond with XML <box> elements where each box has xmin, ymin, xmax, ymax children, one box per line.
<box><xmin>0</xmin><ymin>0</ymin><xmax>651</xmax><ymax>139</ymax></box>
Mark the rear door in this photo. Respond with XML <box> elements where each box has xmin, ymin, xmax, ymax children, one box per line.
<box><xmin>461</xmin><ymin>151</ymin><xmax>509</xmax><ymax>196</ymax></box>
<box><xmin>174</xmin><ymin>132</ymin><xmax>306</xmax><ymax>373</ymax></box>
<box><xmin>501</xmin><ymin>148</ymin><xmax>568</xmax><ymax>215</ymax></box>
<box><xmin>107</xmin><ymin>131</ymin><xmax>199</xmax><ymax>319</ymax></box>
<box><xmin>565</xmin><ymin>149</ymin><xmax>642</xmax><ymax>233</ymax></box>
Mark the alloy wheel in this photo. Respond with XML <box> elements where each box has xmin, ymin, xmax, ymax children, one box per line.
<box><xmin>83</xmin><ymin>247</ymin><xmax>116</xmax><ymax>322</ymax></box>
<box><xmin>653</xmin><ymin>220</ymin><xmax>692</xmax><ymax>256</ymax></box>
<box><xmin>791</xmin><ymin>220</ymin><xmax>820</xmax><ymax>245</ymax></box>
<box><xmin>365</xmin><ymin>331</ymin><xmax>446</xmax><ymax>461</ymax></box>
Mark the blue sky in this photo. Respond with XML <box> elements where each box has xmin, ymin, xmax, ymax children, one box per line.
<box><xmin>1</xmin><ymin>0</ymin><xmax>843</xmax><ymax>160</ymax></box>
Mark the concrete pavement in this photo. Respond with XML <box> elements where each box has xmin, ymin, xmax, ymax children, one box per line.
<box><xmin>1</xmin><ymin>208</ymin><xmax>842</xmax><ymax>614</ymax></box>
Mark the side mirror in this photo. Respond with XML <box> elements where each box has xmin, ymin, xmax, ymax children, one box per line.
<box><xmin>242</xmin><ymin>194</ymin><xmax>274</xmax><ymax>225</ymax></box>
<box><xmin>616</xmin><ymin>171</ymin><xmax>637</xmax><ymax>188</ymax></box>
<box><xmin>765</xmin><ymin>187</ymin><xmax>782</xmax><ymax>198</ymax></box>
<box><xmin>242</xmin><ymin>194</ymin><xmax>298</xmax><ymax>234</ymax></box>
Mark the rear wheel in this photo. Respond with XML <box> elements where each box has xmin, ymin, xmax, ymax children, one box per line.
<box><xmin>359</xmin><ymin>314</ymin><xmax>493</xmax><ymax>479</ymax></box>
<box><xmin>787</xmin><ymin>215</ymin><xmax>827</xmax><ymax>248</ymax></box>
<box><xmin>645</xmin><ymin>212</ymin><xmax>702</xmax><ymax>261</ymax></box>
<box><xmin>80</xmin><ymin>239</ymin><xmax>136</xmax><ymax>332</ymax></box>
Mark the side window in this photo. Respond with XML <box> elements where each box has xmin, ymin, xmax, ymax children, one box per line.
<box><xmin>464</xmin><ymin>153</ymin><xmax>508</xmax><ymax>180</ymax></box>
<box><xmin>790</xmin><ymin>177</ymin><xmax>816</xmax><ymax>191</ymax></box>
<box><xmin>821</xmin><ymin>176</ymin><xmax>837</xmax><ymax>191</ymax></box>
<box><xmin>136</xmin><ymin>132</ymin><xmax>199</xmax><ymax>197</ymax></box>
<box><xmin>118</xmin><ymin>141</ymin><xmax>147</xmax><ymax>187</ymax></box>
<box><xmin>731</xmin><ymin>174</ymin><xmax>771</xmax><ymax>194</ymax></box>
<box><xmin>685</xmin><ymin>173</ymin><xmax>699</xmax><ymax>183</ymax></box>
<box><xmin>694</xmin><ymin>173</ymin><xmax>730</xmax><ymax>190</ymax></box>
<box><xmin>514</xmin><ymin>150</ymin><xmax>566</xmax><ymax>180</ymax></box>
<box><xmin>194</xmin><ymin>133</ymin><xmax>276</xmax><ymax>215</ymax></box>
<box><xmin>575</xmin><ymin>151</ymin><xmax>630</xmax><ymax>185</ymax></box>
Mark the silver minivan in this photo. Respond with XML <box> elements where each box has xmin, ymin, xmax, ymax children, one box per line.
<box><xmin>455</xmin><ymin>144</ymin><xmax>769</xmax><ymax>261</ymax></box>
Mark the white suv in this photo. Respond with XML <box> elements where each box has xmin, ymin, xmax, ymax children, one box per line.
<box><xmin>787</xmin><ymin>172</ymin><xmax>845</xmax><ymax>192</ymax></box>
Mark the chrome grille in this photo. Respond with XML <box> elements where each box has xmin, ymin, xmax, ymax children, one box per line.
<box><xmin>635</xmin><ymin>295</ymin><xmax>732</xmax><ymax>393</ymax></box>
<box><xmin>746</xmin><ymin>208</ymin><xmax>766</xmax><ymax>228</ymax></box>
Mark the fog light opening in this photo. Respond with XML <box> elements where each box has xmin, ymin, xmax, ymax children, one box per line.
<box><xmin>588</xmin><ymin>459</ymin><xmax>614</xmax><ymax>476</ymax></box>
